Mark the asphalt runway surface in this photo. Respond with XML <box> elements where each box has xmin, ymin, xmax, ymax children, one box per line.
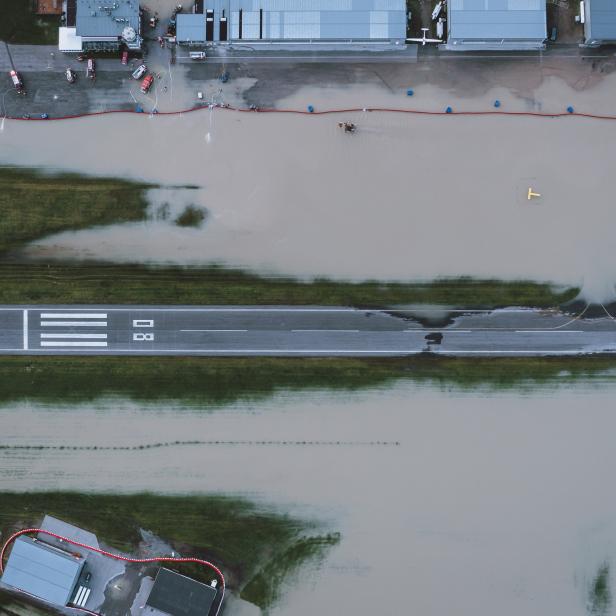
<box><xmin>1</xmin><ymin>306</ymin><xmax>615</xmax><ymax>356</ymax></box>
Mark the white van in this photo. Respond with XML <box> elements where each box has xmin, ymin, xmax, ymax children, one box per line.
<box><xmin>189</xmin><ymin>51</ymin><xmax>206</xmax><ymax>60</ymax></box>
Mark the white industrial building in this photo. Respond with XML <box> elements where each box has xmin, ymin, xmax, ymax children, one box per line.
<box><xmin>445</xmin><ymin>0</ymin><xmax>547</xmax><ymax>51</ymax></box>
<box><xmin>59</xmin><ymin>0</ymin><xmax>142</xmax><ymax>52</ymax></box>
<box><xmin>581</xmin><ymin>0</ymin><xmax>616</xmax><ymax>46</ymax></box>
<box><xmin>176</xmin><ymin>0</ymin><xmax>407</xmax><ymax>45</ymax></box>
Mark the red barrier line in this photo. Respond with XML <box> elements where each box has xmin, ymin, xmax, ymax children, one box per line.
<box><xmin>5</xmin><ymin>104</ymin><xmax>616</xmax><ymax>121</ymax></box>
<box><xmin>0</xmin><ymin>528</ymin><xmax>225</xmax><ymax>616</ymax></box>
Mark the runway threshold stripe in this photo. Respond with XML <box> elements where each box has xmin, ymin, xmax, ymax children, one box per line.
<box><xmin>40</xmin><ymin>313</ymin><xmax>107</xmax><ymax>319</ymax></box>
<box><xmin>40</xmin><ymin>341</ymin><xmax>108</xmax><ymax>347</ymax></box>
<box><xmin>40</xmin><ymin>321</ymin><xmax>108</xmax><ymax>327</ymax></box>
<box><xmin>41</xmin><ymin>333</ymin><xmax>108</xmax><ymax>339</ymax></box>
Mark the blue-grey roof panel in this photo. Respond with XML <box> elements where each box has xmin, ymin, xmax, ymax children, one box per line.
<box><xmin>227</xmin><ymin>0</ymin><xmax>406</xmax><ymax>40</ymax></box>
<box><xmin>1</xmin><ymin>537</ymin><xmax>83</xmax><ymax>606</ymax></box>
<box><xmin>449</xmin><ymin>0</ymin><xmax>546</xmax><ymax>41</ymax></box>
<box><xmin>76</xmin><ymin>0</ymin><xmax>140</xmax><ymax>37</ymax></box>
<box><xmin>176</xmin><ymin>14</ymin><xmax>206</xmax><ymax>42</ymax></box>
<box><xmin>587</xmin><ymin>0</ymin><xmax>616</xmax><ymax>41</ymax></box>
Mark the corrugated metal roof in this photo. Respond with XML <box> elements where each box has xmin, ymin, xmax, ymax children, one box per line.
<box><xmin>176</xmin><ymin>13</ymin><xmax>206</xmax><ymax>42</ymax></box>
<box><xmin>1</xmin><ymin>537</ymin><xmax>83</xmax><ymax>607</ymax></box>
<box><xmin>585</xmin><ymin>0</ymin><xmax>616</xmax><ymax>43</ymax></box>
<box><xmin>226</xmin><ymin>0</ymin><xmax>406</xmax><ymax>40</ymax></box>
<box><xmin>75</xmin><ymin>0</ymin><xmax>140</xmax><ymax>37</ymax></box>
<box><xmin>448</xmin><ymin>0</ymin><xmax>546</xmax><ymax>42</ymax></box>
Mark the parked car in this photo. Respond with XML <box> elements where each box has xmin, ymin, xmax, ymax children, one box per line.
<box><xmin>121</xmin><ymin>50</ymin><xmax>128</xmax><ymax>65</ymax></box>
<box><xmin>84</xmin><ymin>572</ymin><xmax>92</xmax><ymax>583</ymax></box>
<box><xmin>86</xmin><ymin>58</ymin><xmax>95</xmax><ymax>79</ymax></box>
<box><xmin>9</xmin><ymin>70</ymin><xmax>26</xmax><ymax>95</ymax></box>
<box><xmin>66</xmin><ymin>68</ymin><xmax>77</xmax><ymax>83</ymax></box>
<box><xmin>132</xmin><ymin>64</ymin><xmax>147</xmax><ymax>80</ymax></box>
<box><xmin>141</xmin><ymin>74</ymin><xmax>154</xmax><ymax>93</ymax></box>
<box><xmin>189</xmin><ymin>51</ymin><xmax>206</xmax><ymax>60</ymax></box>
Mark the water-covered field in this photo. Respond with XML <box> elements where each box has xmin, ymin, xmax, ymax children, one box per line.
<box><xmin>2</xmin><ymin>381</ymin><xmax>616</xmax><ymax>616</ymax></box>
<box><xmin>2</xmin><ymin>77</ymin><xmax>616</xmax><ymax>301</ymax></box>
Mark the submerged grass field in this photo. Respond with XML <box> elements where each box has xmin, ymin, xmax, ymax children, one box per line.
<box><xmin>0</xmin><ymin>168</ymin><xmax>151</xmax><ymax>254</ymax></box>
<box><xmin>0</xmin><ymin>166</ymin><xmax>578</xmax><ymax>308</ymax></box>
<box><xmin>0</xmin><ymin>492</ymin><xmax>339</xmax><ymax>611</ymax></box>
<box><xmin>0</xmin><ymin>355</ymin><xmax>615</xmax><ymax>406</ymax></box>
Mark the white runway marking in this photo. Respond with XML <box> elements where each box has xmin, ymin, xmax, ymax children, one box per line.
<box><xmin>41</xmin><ymin>333</ymin><xmax>107</xmax><ymax>339</ymax></box>
<box><xmin>515</xmin><ymin>330</ymin><xmax>583</xmax><ymax>334</ymax></box>
<box><xmin>181</xmin><ymin>329</ymin><xmax>248</xmax><ymax>332</ymax></box>
<box><xmin>40</xmin><ymin>313</ymin><xmax>107</xmax><ymax>319</ymax></box>
<box><xmin>40</xmin><ymin>321</ymin><xmax>108</xmax><ymax>327</ymax></box>
<box><xmin>22</xmin><ymin>310</ymin><xmax>28</xmax><ymax>350</ymax></box>
<box><xmin>291</xmin><ymin>329</ymin><xmax>360</xmax><ymax>333</ymax></box>
<box><xmin>40</xmin><ymin>341</ymin><xmax>108</xmax><ymax>347</ymax></box>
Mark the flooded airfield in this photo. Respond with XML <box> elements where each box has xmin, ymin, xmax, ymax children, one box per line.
<box><xmin>2</xmin><ymin>78</ymin><xmax>616</xmax><ymax>300</ymax></box>
<box><xmin>2</xmin><ymin>382</ymin><xmax>616</xmax><ymax>616</ymax></box>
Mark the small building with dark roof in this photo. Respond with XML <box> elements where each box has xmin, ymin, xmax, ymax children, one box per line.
<box><xmin>145</xmin><ymin>568</ymin><xmax>218</xmax><ymax>616</ymax></box>
<box><xmin>1</xmin><ymin>536</ymin><xmax>84</xmax><ymax>607</ymax></box>
<box><xmin>583</xmin><ymin>0</ymin><xmax>616</xmax><ymax>46</ymax></box>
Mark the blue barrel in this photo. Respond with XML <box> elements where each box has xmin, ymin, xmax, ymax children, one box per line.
<box><xmin>135</xmin><ymin>105</ymin><xmax>143</xmax><ymax>113</ymax></box>
<box><xmin>446</xmin><ymin>106</ymin><xmax>453</xmax><ymax>114</ymax></box>
<box><xmin>567</xmin><ymin>106</ymin><xmax>574</xmax><ymax>114</ymax></box>
<box><xmin>494</xmin><ymin>100</ymin><xmax>501</xmax><ymax>108</ymax></box>
<box><xmin>407</xmin><ymin>89</ymin><xmax>414</xmax><ymax>96</ymax></box>
<box><xmin>307</xmin><ymin>105</ymin><xmax>314</xmax><ymax>113</ymax></box>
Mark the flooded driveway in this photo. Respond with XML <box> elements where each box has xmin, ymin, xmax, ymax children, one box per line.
<box><xmin>2</xmin><ymin>382</ymin><xmax>616</xmax><ymax>616</ymax></box>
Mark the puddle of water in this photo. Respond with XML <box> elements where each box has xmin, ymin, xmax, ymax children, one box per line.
<box><xmin>2</xmin><ymin>383</ymin><xmax>616</xmax><ymax>616</ymax></box>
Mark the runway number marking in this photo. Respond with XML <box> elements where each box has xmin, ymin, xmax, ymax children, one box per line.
<box><xmin>132</xmin><ymin>319</ymin><xmax>155</xmax><ymax>343</ymax></box>
<box><xmin>133</xmin><ymin>333</ymin><xmax>154</xmax><ymax>342</ymax></box>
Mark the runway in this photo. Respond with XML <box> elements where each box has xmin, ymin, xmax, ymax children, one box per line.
<box><xmin>0</xmin><ymin>306</ymin><xmax>615</xmax><ymax>356</ymax></box>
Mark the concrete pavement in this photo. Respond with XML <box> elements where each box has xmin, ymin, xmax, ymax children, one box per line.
<box><xmin>1</xmin><ymin>305</ymin><xmax>615</xmax><ymax>356</ymax></box>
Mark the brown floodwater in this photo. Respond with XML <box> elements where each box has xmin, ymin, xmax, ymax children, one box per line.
<box><xmin>2</xmin><ymin>77</ymin><xmax>616</xmax><ymax>300</ymax></box>
<box><xmin>2</xmin><ymin>383</ymin><xmax>616</xmax><ymax>616</ymax></box>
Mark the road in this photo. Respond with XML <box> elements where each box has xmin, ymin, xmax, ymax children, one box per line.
<box><xmin>0</xmin><ymin>305</ymin><xmax>615</xmax><ymax>356</ymax></box>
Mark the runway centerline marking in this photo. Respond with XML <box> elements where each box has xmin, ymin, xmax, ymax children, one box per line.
<box><xmin>291</xmin><ymin>329</ymin><xmax>360</xmax><ymax>332</ymax></box>
<box><xmin>181</xmin><ymin>329</ymin><xmax>248</xmax><ymax>332</ymax></box>
<box><xmin>514</xmin><ymin>330</ymin><xmax>583</xmax><ymax>333</ymax></box>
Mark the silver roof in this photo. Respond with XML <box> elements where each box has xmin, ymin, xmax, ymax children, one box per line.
<box><xmin>176</xmin><ymin>13</ymin><xmax>207</xmax><ymax>42</ymax></box>
<box><xmin>1</xmin><ymin>536</ymin><xmax>84</xmax><ymax>606</ymax></box>
<box><xmin>585</xmin><ymin>0</ymin><xmax>616</xmax><ymax>43</ymax></box>
<box><xmin>76</xmin><ymin>0</ymin><xmax>140</xmax><ymax>37</ymax></box>
<box><xmin>220</xmin><ymin>0</ymin><xmax>406</xmax><ymax>41</ymax></box>
<box><xmin>448</xmin><ymin>0</ymin><xmax>546</xmax><ymax>42</ymax></box>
